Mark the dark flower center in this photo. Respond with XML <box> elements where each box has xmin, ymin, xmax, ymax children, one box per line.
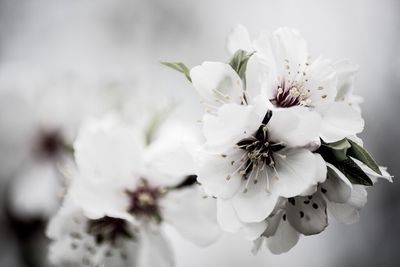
<box><xmin>35</xmin><ymin>129</ymin><xmax>65</xmax><ymax>159</ymax></box>
<box><xmin>87</xmin><ymin>217</ymin><xmax>133</xmax><ymax>245</ymax></box>
<box><xmin>236</xmin><ymin>110</ymin><xmax>285</xmax><ymax>181</ymax></box>
<box><xmin>270</xmin><ymin>80</ymin><xmax>309</xmax><ymax>108</ymax></box>
<box><xmin>126</xmin><ymin>179</ymin><xmax>163</xmax><ymax>223</ymax></box>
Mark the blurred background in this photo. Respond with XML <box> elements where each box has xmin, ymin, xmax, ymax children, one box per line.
<box><xmin>0</xmin><ymin>0</ymin><xmax>399</xmax><ymax>266</ymax></box>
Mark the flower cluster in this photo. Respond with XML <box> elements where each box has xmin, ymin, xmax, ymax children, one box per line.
<box><xmin>44</xmin><ymin>25</ymin><xmax>393</xmax><ymax>267</ymax></box>
<box><xmin>164</xmin><ymin>25</ymin><xmax>392</xmax><ymax>254</ymax></box>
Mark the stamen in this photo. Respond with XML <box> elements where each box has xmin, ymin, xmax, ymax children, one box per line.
<box><xmin>201</xmin><ymin>101</ymin><xmax>219</xmax><ymax>111</ymax></box>
<box><xmin>272</xmin><ymin>166</ymin><xmax>280</xmax><ymax>181</ymax></box>
<box><xmin>265</xmin><ymin>166</ymin><xmax>271</xmax><ymax>193</ymax></box>
<box><xmin>215</xmin><ymin>99</ymin><xmax>227</xmax><ymax>105</ymax></box>
<box><xmin>239</xmin><ymin>161</ymin><xmax>253</xmax><ymax>176</ymax></box>
<box><xmin>243</xmin><ymin>168</ymin><xmax>255</xmax><ymax>193</ymax></box>
<box><xmin>270</xmin><ymin>142</ymin><xmax>285</xmax><ymax>147</ymax></box>
<box><xmin>212</xmin><ymin>88</ymin><xmax>231</xmax><ymax>101</ymax></box>
<box><xmin>272</xmin><ymin>59</ymin><xmax>312</xmax><ymax>108</ymax></box>
<box><xmin>274</xmin><ymin>152</ymin><xmax>287</xmax><ymax>159</ymax></box>
<box><xmin>229</xmin><ymin>157</ymin><xmax>249</xmax><ymax>176</ymax></box>
<box><xmin>253</xmin><ymin>163</ymin><xmax>260</xmax><ymax>184</ymax></box>
<box><xmin>206</xmin><ymin>109</ymin><xmax>217</xmax><ymax>115</ymax></box>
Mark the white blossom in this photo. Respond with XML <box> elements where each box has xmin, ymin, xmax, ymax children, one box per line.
<box><xmin>190</xmin><ymin>43</ymin><xmax>326</xmax><ymax>233</ymax></box>
<box><xmin>0</xmin><ymin>64</ymin><xmax>136</xmax><ymax>220</ymax></box>
<box><xmin>226</xmin><ymin>25</ymin><xmax>365</xmax><ymax>143</ymax></box>
<box><xmin>48</xmin><ymin>114</ymin><xmax>220</xmax><ymax>266</ymax></box>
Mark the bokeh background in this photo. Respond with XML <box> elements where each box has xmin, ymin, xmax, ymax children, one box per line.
<box><xmin>0</xmin><ymin>0</ymin><xmax>399</xmax><ymax>266</ymax></box>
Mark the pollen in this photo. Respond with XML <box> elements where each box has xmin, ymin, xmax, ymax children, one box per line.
<box><xmin>270</xmin><ymin>80</ymin><xmax>311</xmax><ymax>108</ymax></box>
<box><xmin>138</xmin><ymin>192</ymin><xmax>155</xmax><ymax>206</ymax></box>
<box><xmin>126</xmin><ymin>179</ymin><xmax>163</xmax><ymax>222</ymax></box>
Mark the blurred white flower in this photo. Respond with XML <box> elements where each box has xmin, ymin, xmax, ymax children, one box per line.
<box><xmin>47</xmin><ymin>195</ymin><xmax>141</xmax><ymax>267</ymax></box>
<box><xmin>47</xmin><ymin>114</ymin><xmax>220</xmax><ymax>266</ymax></box>
<box><xmin>0</xmin><ymin>64</ymin><xmax>136</xmax><ymax>220</ymax></box>
<box><xmin>226</xmin><ymin>25</ymin><xmax>365</xmax><ymax>143</ymax></box>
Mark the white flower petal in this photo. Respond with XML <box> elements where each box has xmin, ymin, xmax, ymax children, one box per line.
<box><xmin>47</xmin><ymin>196</ymin><xmax>139</xmax><ymax>267</ymax></box>
<box><xmin>74</xmin><ymin>115</ymin><xmax>144</xmax><ymax>187</ymax></box>
<box><xmin>245</xmin><ymin>55</ymin><xmax>270</xmax><ymax>102</ymax></box>
<box><xmin>274</xmin><ymin>149</ymin><xmax>321</xmax><ymax>198</ymax></box>
<box><xmin>334</xmin><ymin>59</ymin><xmax>359</xmax><ymax>101</ymax></box>
<box><xmin>255</xmin><ymin>28</ymin><xmax>308</xmax><ymax>76</ymax></box>
<box><xmin>203</xmin><ymin>103</ymin><xmax>260</xmax><ymax>152</ymax></box>
<box><xmin>190</xmin><ymin>62</ymin><xmax>243</xmax><ymax>105</ymax></box>
<box><xmin>242</xmin><ymin>221</ymin><xmax>268</xmax><ymax>241</ymax></box>
<box><xmin>226</xmin><ymin>24</ymin><xmax>252</xmax><ymax>54</ymax></box>
<box><xmin>315</xmin><ymin>153</ymin><xmax>328</xmax><ymax>181</ymax></box>
<box><xmin>216</xmin><ymin>198</ymin><xmax>242</xmax><ymax>232</ymax></box>
<box><xmin>318</xmin><ymin>102</ymin><xmax>364</xmax><ymax>143</ymax></box>
<box><xmin>265</xmin><ymin>211</ymin><xmax>300</xmax><ymax>254</ymax></box>
<box><xmin>268</xmin><ymin>107</ymin><xmax>321</xmax><ymax>148</ymax></box>
<box><xmin>196</xmin><ymin>150</ymin><xmax>243</xmax><ymax>199</ymax></box>
<box><xmin>231</xmin><ymin>173</ymin><xmax>279</xmax><ymax>223</ymax></box>
<box><xmin>251</xmin><ymin>237</ymin><xmax>265</xmax><ymax>255</ymax></box>
<box><xmin>217</xmin><ymin>199</ymin><xmax>267</xmax><ymax>239</ymax></box>
<box><xmin>69</xmin><ymin>177</ymin><xmax>133</xmax><ymax>222</ymax></box>
<box><xmin>347</xmin><ymin>185</ymin><xmax>368</xmax><ymax>208</ymax></box>
<box><xmin>162</xmin><ymin>186</ymin><xmax>221</xmax><ymax>246</ymax></box>
<box><xmin>327</xmin><ymin>185</ymin><xmax>367</xmax><ymax>224</ymax></box>
<box><xmin>138</xmin><ymin>227</ymin><xmax>174</xmax><ymax>267</ymax></box>
<box><xmin>305</xmin><ymin>57</ymin><xmax>337</xmax><ymax>107</ymax></box>
<box><xmin>322</xmin><ymin>164</ymin><xmax>352</xmax><ymax>203</ymax></box>
<box><xmin>264</xmin><ymin>109</ymin><xmax>299</xmax><ymax>145</ymax></box>
<box><xmin>299</xmin><ymin>154</ymin><xmax>327</xmax><ymax>196</ymax></box>
<box><xmin>286</xmin><ymin>193</ymin><xmax>328</xmax><ymax>235</ymax></box>
<box><xmin>271</xmin><ymin>27</ymin><xmax>308</xmax><ymax>67</ymax></box>
<box><xmin>144</xmin><ymin>122</ymin><xmax>200</xmax><ymax>187</ymax></box>
<box><xmin>352</xmin><ymin>157</ymin><xmax>393</xmax><ymax>183</ymax></box>
<box><xmin>252</xmin><ymin>34</ymin><xmax>278</xmax><ymax>92</ymax></box>
<box><xmin>48</xmin><ymin>234</ymin><xmax>85</xmax><ymax>266</ymax></box>
<box><xmin>47</xmin><ymin>195</ymin><xmax>81</xmax><ymax>240</ymax></box>
<box><xmin>253</xmin><ymin>28</ymin><xmax>311</xmax><ymax>103</ymax></box>
<box><xmin>263</xmin><ymin>210</ymin><xmax>282</xmax><ymax>238</ymax></box>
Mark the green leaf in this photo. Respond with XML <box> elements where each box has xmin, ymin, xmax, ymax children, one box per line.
<box><xmin>346</xmin><ymin>138</ymin><xmax>382</xmax><ymax>175</ymax></box>
<box><xmin>228</xmin><ymin>49</ymin><xmax>253</xmax><ymax>80</ymax></box>
<box><xmin>161</xmin><ymin>62</ymin><xmax>192</xmax><ymax>82</ymax></box>
<box><xmin>335</xmin><ymin>158</ymin><xmax>373</xmax><ymax>186</ymax></box>
<box><xmin>321</xmin><ymin>139</ymin><xmax>351</xmax><ymax>161</ymax></box>
<box><xmin>322</xmin><ymin>139</ymin><xmax>351</xmax><ymax>151</ymax></box>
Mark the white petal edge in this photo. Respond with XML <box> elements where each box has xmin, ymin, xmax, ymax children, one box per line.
<box><xmin>226</xmin><ymin>24</ymin><xmax>252</xmax><ymax>55</ymax></box>
<box><xmin>319</xmin><ymin>102</ymin><xmax>364</xmax><ymax>143</ymax></box>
